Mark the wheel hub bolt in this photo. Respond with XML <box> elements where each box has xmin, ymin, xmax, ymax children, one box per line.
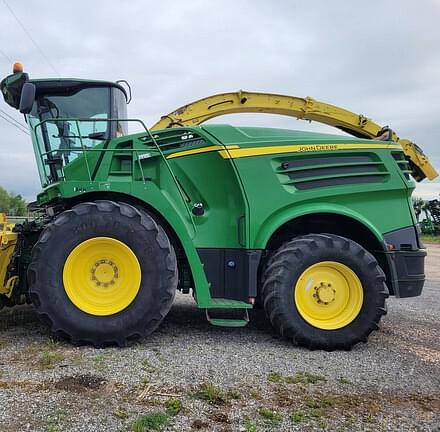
<box><xmin>314</xmin><ymin>282</ymin><xmax>336</xmax><ymax>305</ymax></box>
<box><xmin>91</xmin><ymin>259</ymin><xmax>119</xmax><ymax>286</ymax></box>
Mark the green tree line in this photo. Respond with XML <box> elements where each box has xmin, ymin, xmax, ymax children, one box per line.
<box><xmin>0</xmin><ymin>186</ymin><xmax>27</xmax><ymax>216</ymax></box>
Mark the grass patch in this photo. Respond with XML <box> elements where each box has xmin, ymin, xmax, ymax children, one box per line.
<box><xmin>364</xmin><ymin>413</ymin><xmax>376</xmax><ymax>424</ymax></box>
<box><xmin>258</xmin><ymin>407</ymin><xmax>282</xmax><ymax>425</ymax></box>
<box><xmin>131</xmin><ymin>411</ymin><xmax>170</xmax><ymax>432</ymax></box>
<box><xmin>290</xmin><ymin>407</ymin><xmax>328</xmax><ymax>424</ymax></box>
<box><xmin>194</xmin><ymin>383</ymin><xmax>227</xmax><ymax>405</ymax></box>
<box><xmin>291</xmin><ymin>394</ymin><xmax>337</xmax><ymax>421</ymax></box>
<box><xmin>93</xmin><ymin>354</ymin><xmax>106</xmax><ymax>371</ymax></box>
<box><xmin>165</xmin><ymin>398</ymin><xmax>182</xmax><ymax>416</ymax></box>
<box><xmin>113</xmin><ymin>408</ymin><xmax>129</xmax><ymax>419</ymax></box>
<box><xmin>38</xmin><ymin>350</ymin><xmax>64</xmax><ymax>369</ymax></box>
<box><xmin>305</xmin><ymin>394</ymin><xmax>336</xmax><ymax>409</ymax></box>
<box><xmin>420</xmin><ymin>234</ymin><xmax>440</xmax><ymax>244</ymax></box>
<box><xmin>226</xmin><ymin>389</ymin><xmax>241</xmax><ymax>400</ymax></box>
<box><xmin>267</xmin><ymin>372</ymin><xmax>283</xmax><ymax>383</ymax></box>
<box><xmin>337</xmin><ymin>376</ymin><xmax>352</xmax><ymax>385</ymax></box>
<box><xmin>306</xmin><ymin>408</ymin><xmax>323</xmax><ymax>419</ymax></box>
<box><xmin>285</xmin><ymin>372</ymin><xmax>326</xmax><ymax>385</ymax></box>
<box><xmin>243</xmin><ymin>418</ymin><xmax>257</xmax><ymax>432</ymax></box>
<box><xmin>45</xmin><ymin>337</ymin><xmax>64</xmax><ymax>349</ymax></box>
<box><xmin>45</xmin><ymin>409</ymin><xmax>67</xmax><ymax>432</ymax></box>
<box><xmin>290</xmin><ymin>411</ymin><xmax>307</xmax><ymax>423</ymax></box>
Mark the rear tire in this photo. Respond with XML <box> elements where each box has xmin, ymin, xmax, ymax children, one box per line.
<box><xmin>262</xmin><ymin>234</ymin><xmax>388</xmax><ymax>350</ymax></box>
<box><xmin>28</xmin><ymin>200</ymin><xmax>178</xmax><ymax>347</ymax></box>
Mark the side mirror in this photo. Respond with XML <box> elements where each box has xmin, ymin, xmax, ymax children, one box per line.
<box><xmin>19</xmin><ymin>82</ymin><xmax>36</xmax><ymax>114</ymax></box>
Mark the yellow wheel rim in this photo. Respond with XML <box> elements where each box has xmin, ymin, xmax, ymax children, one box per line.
<box><xmin>294</xmin><ymin>261</ymin><xmax>363</xmax><ymax>330</ymax></box>
<box><xmin>63</xmin><ymin>237</ymin><xmax>141</xmax><ymax>316</ymax></box>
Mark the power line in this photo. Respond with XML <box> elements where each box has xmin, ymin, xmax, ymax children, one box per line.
<box><xmin>0</xmin><ymin>112</ymin><xmax>30</xmax><ymax>135</ymax></box>
<box><xmin>0</xmin><ymin>48</ymin><xmax>12</xmax><ymax>63</ymax></box>
<box><xmin>1</xmin><ymin>0</ymin><xmax>60</xmax><ymax>76</ymax></box>
<box><xmin>0</xmin><ymin>108</ymin><xmax>29</xmax><ymax>133</ymax></box>
<box><xmin>0</xmin><ymin>114</ymin><xmax>30</xmax><ymax>135</ymax></box>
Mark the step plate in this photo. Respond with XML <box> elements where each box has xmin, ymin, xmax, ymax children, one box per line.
<box><xmin>205</xmin><ymin>309</ymin><xmax>249</xmax><ymax>328</ymax></box>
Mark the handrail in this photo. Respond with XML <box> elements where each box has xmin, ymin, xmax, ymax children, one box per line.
<box><xmin>33</xmin><ymin>118</ymin><xmax>165</xmax><ymax>184</ymax></box>
<box><xmin>32</xmin><ymin>118</ymin><xmax>196</xmax><ymax>228</ymax></box>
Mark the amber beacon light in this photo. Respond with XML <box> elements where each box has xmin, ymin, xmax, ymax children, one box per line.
<box><xmin>12</xmin><ymin>62</ymin><xmax>23</xmax><ymax>73</ymax></box>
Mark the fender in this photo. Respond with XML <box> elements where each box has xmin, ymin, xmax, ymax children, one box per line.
<box><xmin>254</xmin><ymin>202</ymin><xmax>384</xmax><ymax>250</ymax></box>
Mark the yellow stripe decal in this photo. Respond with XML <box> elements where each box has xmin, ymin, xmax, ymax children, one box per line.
<box><xmin>166</xmin><ymin>143</ymin><xmax>401</xmax><ymax>160</ymax></box>
<box><xmin>166</xmin><ymin>145</ymin><xmax>239</xmax><ymax>159</ymax></box>
<box><xmin>166</xmin><ymin>145</ymin><xmax>224</xmax><ymax>159</ymax></box>
<box><xmin>219</xmin><ymin>143</ymin><xmax>402</xmax><ymax>159</ymax></box>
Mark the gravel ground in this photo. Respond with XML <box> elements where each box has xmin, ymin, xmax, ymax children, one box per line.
<box><xmin>0</xmin><ymin>245</ymin><xmax>439</xmax><ymax>432</ymax></box>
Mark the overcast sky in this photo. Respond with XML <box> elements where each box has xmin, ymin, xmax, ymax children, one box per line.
<box><xmin>0</xmin><ymin>0</ymin><xmax>439</xmax><ymax>201</ymax></box>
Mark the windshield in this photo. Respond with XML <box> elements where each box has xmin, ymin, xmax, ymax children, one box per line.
<box><xmin>27</xmin><ymin>86</ymin><xmax>127</xmax><ymax>184</ymax></box>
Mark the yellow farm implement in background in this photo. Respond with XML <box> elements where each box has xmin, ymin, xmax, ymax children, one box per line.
<box><xmin>0</xmin><ymin>214</ymin><xmax>18</xmax><ymax>298</ymax></box>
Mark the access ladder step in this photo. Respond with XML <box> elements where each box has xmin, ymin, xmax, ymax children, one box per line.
<box><xmin>205</xmin><ymin>308</ymin><xmax>249</xmax><ymax>328</ymax></box>
<box><xmin>204</xmin><ymin>298</ymin><xmax>252</xmax><ymax>309</ymax></box>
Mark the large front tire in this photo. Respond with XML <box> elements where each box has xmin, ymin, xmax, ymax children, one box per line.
<box><xmin>262</xmin><ymin>234</ymin><xmax>388</xmax><ymax>351</ymax></box>
<box><xmin>28</xmin><ymin>200</ymin><xmax>178</xmax><ymax>347</ymax></box>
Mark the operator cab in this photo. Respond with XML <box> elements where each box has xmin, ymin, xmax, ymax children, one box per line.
<box><xmin>27</xmin><ymin>80</ymin><xmax>128</xmax><ymax>184</ymax></box>
<box><xmin>1</xmin><ymin>65</ymin><xmax>128</xmax><ymax>185</ymax></box>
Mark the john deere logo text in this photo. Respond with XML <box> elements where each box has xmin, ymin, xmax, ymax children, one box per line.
<box><xmin>298</xmin><ymin>145</ymin><xmax>338</xmax><ymax>152</ymax></box>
